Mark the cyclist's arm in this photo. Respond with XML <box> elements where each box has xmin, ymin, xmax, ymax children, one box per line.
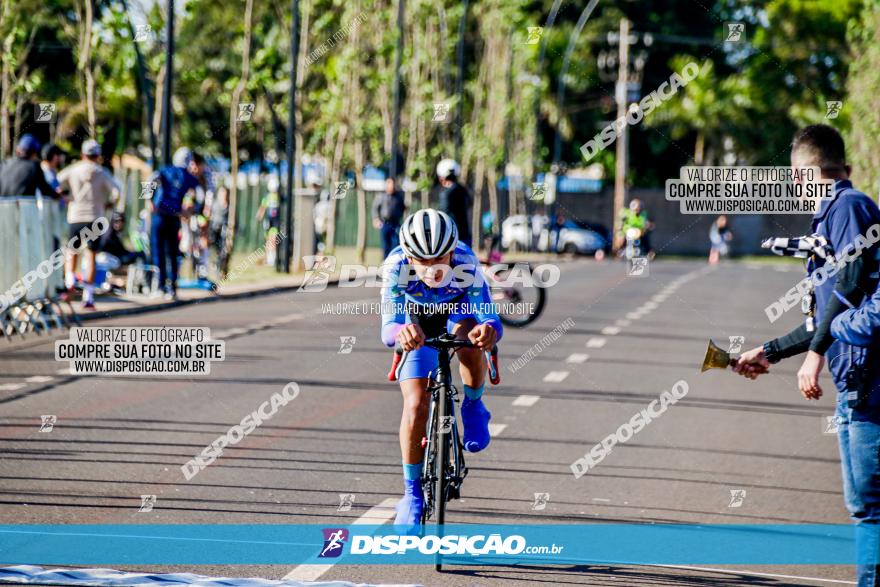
<box><xmin>380</xmin><ymin>256</ymin><xmax>407</xmax><ymax>347</ymax></box>
<box><xmin>465</xmin><ymin>257</ymin><xmax>503</xmax><ymax>342</ymax></box>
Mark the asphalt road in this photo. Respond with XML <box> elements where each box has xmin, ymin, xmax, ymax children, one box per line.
<box><xmin>0</xmin><ymin>258</ymin><xmax>855</xmax><ymax>586</ymax></box>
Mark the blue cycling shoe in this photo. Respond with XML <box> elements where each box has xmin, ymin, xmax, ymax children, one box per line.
<box><xmin>461</xmin><ymin>397</ymin><xmax>491</xmax><ymax>453</ymax></box>
<box><xmin>394</xmin><ymin>479</ymin><xmax>424</xmax><ymax>530</ymax></box>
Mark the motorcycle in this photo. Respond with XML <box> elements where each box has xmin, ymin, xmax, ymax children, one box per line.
<box><xmin>624</xmin><ymin>227</ymin><xmax>644</xmax><ymax>260</ymax></box>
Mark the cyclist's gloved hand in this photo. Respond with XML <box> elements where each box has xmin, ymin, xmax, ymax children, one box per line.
<box><xmin>468</xmin><ymin>323</ymin><xmax>497</xmax><ymax>350</ymax></box>
<box><xmin>396</xmin><ymin>324</ymin><xmax>426</xmax><ymax>351</ymax></box>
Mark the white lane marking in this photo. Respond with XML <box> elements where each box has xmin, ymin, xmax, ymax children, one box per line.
<box><xmin>489</xmin><ymin>423</ymin><xmax>507</xmax><ymax>437</ymax></box>
<box><xmin>56</xmin><ymin>368</ymin><xmax>70</xmax><ymax>375</ymax></box>
<box><xmin>283</xmin><ymin>497</ymin><xmax>398</xmax><ymax>582</ymax></box>
<box><xmin>512</xmin><ymin>394</ymin><xmax>541</xmax><ymax>407</ymax></box>
<box><xmin>626</xmin><ymin>312</ymin><xmax>642</xmax><ymax>320</ymax></box>
<box><xmin>0</xmin><ymin>383</ymin><xmax>25</xmax><ymax>391</ymax></box>
<box><xmin>651</xmin><ymin>294</ymin><xmax>667</xmax><ymax>303</ymax></box>
<box><xmin>26</xmin><ymin>376</ymin><xmax>54</xmax><ymax>383</ymax></box>
<box><xmin>586</xmin><ymin>338</ymin><xmax>606</xmax><ymax>348</ymax></box>
<box><xmin>566</xmin><ymin>353</ymin><xmax>589</xmax><ymax>364</ymax></box>
<box><xmin>273</xmin><ymin>312</ymin><xmax>303</xmax><ymax>324</ymax></box>
<box><xmin>642</xmin><ymin>301</ymin><xmax>658</xmax><ymax>311</ymax></box>
<box><xmin>615</xmin><ymin>319</ymin><xmax>631</xmax><ymax>327</ymax></box>
<box><xmin>651</xmin><ymin>564</ymin><xmax>855</xmax><ymax>585</ymax></box>
<box><xmin>592</xmin><ymin>498</ymin><xmax>611</xmax><ymax>502</ymax></box>
<box><xmin>543</xmin><ymin>371</ymin><xmax>570</xmax><ymax>383</ymax></box>
<box><xmin>601</xmin><ymin>326</ymin><xmax>620</xmax><ymax>335</ymax></box>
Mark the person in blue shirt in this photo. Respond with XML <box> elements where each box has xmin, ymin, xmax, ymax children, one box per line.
<box><xmin>735</xmin><ymin>125</ymin><xmax>880</xmax><ymax>586</ymax></box>
<box><xmin>832</xmin><ymin>288</ymin><xmax>880</xmax><ymax>347</ymax></box>
<box><xmin>381</xmin><ymin>208</ymin><xmax>502</xmax><ymax>527</ymax></box>
<box><xmin>149</xmin><ymin>147</ymin><xmax>200</xmax><ymax>299</ymax></box>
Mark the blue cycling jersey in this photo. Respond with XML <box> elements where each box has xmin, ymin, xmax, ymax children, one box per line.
<box><xmin>380</xmin><ymin>242</ymin><xmax>503</xmax><ymax>347</ymax></box>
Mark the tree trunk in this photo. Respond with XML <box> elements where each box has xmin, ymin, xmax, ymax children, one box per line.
<box><xmin>222</xmin><ymin>0</ymin><xmax>256</xmax><ymax>277</ymax></box>
<box><xmin>355</xmin><ymin>140</ymin><xmax>366</xmax><ymax>262</ymax></box>
<box><xmin>0</xmin><ymin>57</ymin><xmax>9</xmax><ymax>159</ymax></box>
<box><xmin>325</xmin><ymin>125</ymin><xmax>348</xmax><ymax>254</ymax></box>
<box><xmin>471</xmin><ymin>158</ymin><xmax>484</xmax><ymax>251</ymax></box>
<box><xmin>695</xmin><ymin>132</ymin><xmax>705</xmax><ymax>166</ymax></box>
<box><xmin>78</xmin><ymin>0</ymin><xmax>96</xmax><ymax>137</ymax></box>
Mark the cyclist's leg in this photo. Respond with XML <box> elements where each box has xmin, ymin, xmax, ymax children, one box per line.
<box><xmin>399</xmin><ymin>377</ymin><xmax>430</xmax><ymax>466</ymax></box>
<box><xmin>450</xmin><ymin>318</ymin><xmax>492</xmax><ymax>452</ymax></box>
<box><xmin>394</xmin><ymin>346</ymin><xmax>437</xmax><ymax>527</ymax></box>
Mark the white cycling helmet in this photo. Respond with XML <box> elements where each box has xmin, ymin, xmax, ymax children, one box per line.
<box><xmin>436</xmin><ymin>158</ymin><xmax>461</xmax><ymax>180</ymax></box>
<box><xmin>398</xmin><ymin>209</ymin><xmax>458</xmax><ymax>260</ymax></box>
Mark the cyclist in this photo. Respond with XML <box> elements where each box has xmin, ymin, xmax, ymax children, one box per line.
<box><xmin>381</xmin><ymin>208</ymin><xmax>503</xmax><ymax>527</ymax></box>
<box><xmin>617</xmin><ymin>198</ymin><xmax>654</xmax><ymax>257</ymax></box>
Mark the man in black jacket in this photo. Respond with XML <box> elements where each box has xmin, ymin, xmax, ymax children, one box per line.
<box><xmin>0</xmin><ymin>135</ymin><xmax>58</xmax><ymax>198</ymax></box>
<box><xmin>372</xmin><ymin>177</ymin><xmax>407</xmax><ymax>258</ymax></box>
<box><xmin>436</xmin><ymin>158</ymin><xmax>472</xmax><ymax>246</ymax></box>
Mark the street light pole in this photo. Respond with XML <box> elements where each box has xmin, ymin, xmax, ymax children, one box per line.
<box><xmin>553</xmin><ymin>0</ymin><xmax>599</xmax><ymax>165</ymax></box>
<box><xmin>284</xmin><ymin>0</ymin><xmax>299</xmax><ymax>273</ymax></box>
<box><xmin>161</xmin><ymin>0</ymin><xmax>174</xmax><ymax>166</ymax></box>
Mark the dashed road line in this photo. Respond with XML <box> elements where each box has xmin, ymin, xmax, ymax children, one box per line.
<box><xmin>488</xmin><ymin>423</ymin><xmax>507</xmax><ymax>437</ymax></box>
<box><xmin>512</xmin><ymin>394</ymin><xmax>541</xmax><ymax>407</ymax></box>
<box><xmin>566</xmin><ymin>353</ymin><xmax>589</xmax><ymax>364</ymax></box>
<box><xmin>586</xmin><ymin>338</ymin><xmax>606</xmax><ymax>348</ymax></box>
<box><xmin>543</xmin><ymin>371</ymin><xmax>570</xmax><ymax>383</ymax></box>
<box><xmin>25</xmin><ymin>376</ymin><xmax>54</xmax><ymax>383</ymax></box>
<box><xmin>600</xmin><ymin>326</ymin><xmax>620</xmax><ymax>335</ymax></box>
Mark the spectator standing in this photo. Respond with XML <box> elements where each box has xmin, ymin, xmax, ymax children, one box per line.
<box><xmin>150</xmin><ymin>147</ymin><xmax>199</xmax><ymax>300</ymax></box>
<box><xmin>57</xmin><ymin>139</ymin><xmax>119</xmax><ymax>310</ymax></box>
<box><xmin>436</xmin><ymin>158</ymin><xmax>472</xmax><ymax>246</ymax></box>
<box><xmin>708</xmin><ymin>215</ymin><xmax>733</xmax><ymax>264</ymax></box>
<box><xmin>40</xmin><ymin>144</ymin><xmax>65</xmax><ymax>196</ymax></box>
<box><xmin>0</xmin><ymin>134</ymin><xmax>58</xmax><ymax>198</ymax></box>
<box><xmin>734</xmin><ymin>125</ymin><xmax>880</xmax><ymax>586</ymax></box>
<box><xmin>372</xmin><ymin>176</ymin><xmax>407</xmax><ymax>258</ymax></box>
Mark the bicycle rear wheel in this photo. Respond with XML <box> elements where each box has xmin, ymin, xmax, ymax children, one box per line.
<box><xmin>493</xmin><ymin>264</ymin><xmax>547</xmax><ymax>328</ymax></box>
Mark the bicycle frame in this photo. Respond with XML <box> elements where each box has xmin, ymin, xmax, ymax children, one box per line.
<box><xmin>420</xmin><ymin>344</ymin><xmax>466</xmax><ymax>525</ymax></box>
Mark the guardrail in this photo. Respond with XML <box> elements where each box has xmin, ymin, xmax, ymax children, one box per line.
<box><xmin>0</xmin><ymin>196</ymin><xmax>79</xmax><ymax>341</ymax></box>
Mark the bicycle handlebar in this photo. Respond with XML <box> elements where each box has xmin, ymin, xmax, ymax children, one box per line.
<box><xmin>387</xmin><ymin>333</ymin><xmax>500</xmax><ymax>385</ymax></box>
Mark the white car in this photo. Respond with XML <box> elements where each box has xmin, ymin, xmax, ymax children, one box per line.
<box><xmin>501</xmin><ymin>215</ymin><xmax>608</xmax><ymax>255</ymax></box>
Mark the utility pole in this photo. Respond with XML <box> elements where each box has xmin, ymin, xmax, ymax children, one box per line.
<box><xmin>612</xmin><ymin>17</ymin><xmax>630</xmax><ymax>250</ymax></box>
<box><xmin>161</xmin><ymin>0</ymin><xmax>174</xmax><ymax>166</ymax></box>
<box><xmin>284</xmin><ymin>0</ymin><xmax>300</xmax><ymax>272</ymax></box>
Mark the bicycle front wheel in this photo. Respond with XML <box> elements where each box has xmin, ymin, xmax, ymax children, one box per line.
<box><xmin>434</xmin><ymin>391</ymin><xmax>449</xmax><ymax>571</ymax></box>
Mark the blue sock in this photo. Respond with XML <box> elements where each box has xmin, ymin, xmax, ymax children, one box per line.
<box><xmin>463</xmin><ymin>384</ymin><xmax>484</xmax><ymax>401</ymax></box>
<box><xmin>402</xmin><ymin>461</ymin><xmax>421</xmax><ymax>481</ymax></box>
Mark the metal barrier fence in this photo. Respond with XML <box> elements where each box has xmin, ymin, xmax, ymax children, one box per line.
<box><xmin>0</xmin><ymin>196</ymin><xmax>78</xmax><ymax>340</ymax></box>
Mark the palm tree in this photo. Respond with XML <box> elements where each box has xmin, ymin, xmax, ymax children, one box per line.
<box><xmin>644</xmin><ymin>56</ymin><xmax>751</xmax><ymax>165</ymax></box>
